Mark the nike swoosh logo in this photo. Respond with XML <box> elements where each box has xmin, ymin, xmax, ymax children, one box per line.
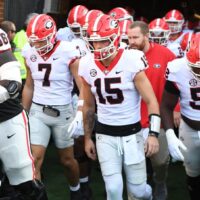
<box><xmin>53</xmin><ymin>57</ymin><xmax>59</xmax><ymax>60</ymax></box>
<box><xmin>7</xmin><ymin>133</ymin><xmax>16</xmax><ymax>139</ymax></box>
<box><xmin>115</xmin><ymin>71</ymin><xmax>122</xmax><ymax>74</ymax></box>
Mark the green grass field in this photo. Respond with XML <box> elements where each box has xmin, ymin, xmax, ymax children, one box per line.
<box><xmin>43</xmin><ymin>143</ymin><xmax>190</xmax><ymax>200</ymax></box>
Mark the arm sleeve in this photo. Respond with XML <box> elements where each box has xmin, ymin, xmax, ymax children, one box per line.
<box><xmin>0</xmin><ymin>50</ymin><xmax>17</xmax><ymax>66</ymax></box>
<box><xmin>165</xmin><ymin>80</ymin><xmax>180</xmax><ymax>96</ymax></box>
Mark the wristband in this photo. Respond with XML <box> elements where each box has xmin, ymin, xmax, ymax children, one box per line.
<box><xmin>149</xmin><ymin>114</ymin><xmax>161</xmax><ymax>137</ymax></box>
<box><xmin>77</xmin><ymin>100</ymin><xmax>84</xmax><ymax>107</ymax></box>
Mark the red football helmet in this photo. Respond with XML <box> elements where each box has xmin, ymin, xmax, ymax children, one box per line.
<box><xmin>86</xmin><ymin>14</ymin><xmax>120</xmax><ymax>60</ymax></box>
<box><xmin>149</xmin><ymin>18</ymin><xmax>170</xmax><ymax>46</ymax></box>
<box><xmin>108</xmin><ymin>7</ymin><xmax>133</xmax><ymax>22</ymax></box>
<box><xmin>186</xmin><ymin>34</ymin><xmax>200</xmax><ymax>79</ymax></box>
<box><xmin>82</xmin><ymin>9</ymin><xmax>104</xmax><ymax>38</ymax></box>
<box><xmin>164</xmin><ymin>9</ymin><xmax>184</xmax><ymax>34</ymax></box>
<box><xmin>119</xmin><ymin>19</ymin><xmax>132</xmax><ymax>44</ymax></box>
<box><xmin>180</xmin><ymin>32</ymin><xmax>195</xmax><ymax>52</ymax></box>
<box><xmin>26</xmin><ymin>14</ymin><xmax>57</xmax><ymax>56</ymax></box>
<box><xmin>67</xmin><ymin>5</ymin><xmax>89</xmax><ymax>37</ymax></box>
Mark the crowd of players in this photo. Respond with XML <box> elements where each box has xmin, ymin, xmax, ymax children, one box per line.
<box><xmin>0</xmin><ymin>4</ymin><xmax>199</xmax><ymax>200</ymax></box>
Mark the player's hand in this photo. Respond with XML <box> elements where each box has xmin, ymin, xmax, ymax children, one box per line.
<box><xmin>145</xmin><ymin>135</ymin><xmax>159</xmax><ymax>157</ymax></box>
<box><xmin>68</xmin><ymin>111</ymin><xmax>84</xmax><ymax>138</ymax></box>
<box><xmin>166</xmin><ymin>129</ymin><xmax>187</xmax><ymax>161</ymax></box>
<box><xmin>173</xmin><ymin>111</ymin><xmax>181</xmax><ymax>128</ymax></box>
<box><xmin>85</xmin><ymin>138</ymin><xmax>97</xmax><ymax>160</ymax></box>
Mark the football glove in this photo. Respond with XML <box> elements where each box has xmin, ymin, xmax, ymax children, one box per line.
<box><xmin>68</xmin><ymin>111</ymin><xmax>84</xmax><ymax>138</ymax></box>
<box><xmin>166</xmin><ymin>129</ymin><xmax>187</xmax><ymax>161</ymax></box>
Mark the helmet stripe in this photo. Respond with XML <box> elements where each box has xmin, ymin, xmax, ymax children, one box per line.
<box><xmin>171</xmin><ymin>10</ymin><xmax>176</xmax><ymax>19</ymax></box>
<box><xmin>74</xmin><ymin>5</ymin><xmax>80</xmax><ymax>22</ymax></box>
<box><xmin>93</xmin><ymin>14</ymin><xmax>103</xmax><ymax>32</ymax></box>
<box><xmin>31</xmin><ymin>14</ymin><xmax>42</xmax><ymax>34</ymax></box>
<box><xmin>156</xmin><ymin>18</ymin><xmax>160</xmax><ymax>26</ymax></box>
<box><xmin>122</xmin><ymin>20</ymin><xmax>128</xmax><ymax>33</ymax></box>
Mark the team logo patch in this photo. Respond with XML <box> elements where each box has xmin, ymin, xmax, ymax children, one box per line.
<box><xmin>97</xmin><ymin>135</ymin><xmax>102</xmax><ymax>140</ymax></box>
<box><xmin>30</xmin><ymin>54</ymin><xmax>37</xmax><ymax>62</ymax></box>
<box><xmin>189</xmin><ymin>78</ymin><xmax>198</xmax><ymax>86</ymax></box>
<box><xmin>90</xmin><ymin>69</ymin><xmax>97</xmax><ymax>77</ymax></box>
<box><xmin>153</xmin><ymin>63</ymin><xmax>161</xmax><ymax>68</ymax></box>
<box><xmin>45</xmin><ymin>20</ymin><xmax>53</xmax><ymax>29</ymax></box>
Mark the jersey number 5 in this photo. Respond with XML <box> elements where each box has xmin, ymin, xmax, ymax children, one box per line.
<box><xmin>94</xmin><ymin>77</ymin><xmax>124</xmax><ymax>104</ymax></box>
<box><xmin>190</xmin><ymin>87</ymin><xmax>200</xmax><ymax>110</ymax></box>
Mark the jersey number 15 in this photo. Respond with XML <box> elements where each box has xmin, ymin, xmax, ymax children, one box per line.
<box><xmin>94</xmin><ymin>77</ymin><xmax>124</xmax><ymax>105</ymax></box>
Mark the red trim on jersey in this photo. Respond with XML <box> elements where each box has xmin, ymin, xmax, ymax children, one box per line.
<box><xmin>94</xmin><ymin>49</ymin><xmax>124</xmax><ymax>75</ymax></box>
<box><xmin>0</xmin><ymin>48</ymin><xmax>12</xmax><ymax>53</ymax></box>
<box><xmin>41</xmin><ymin>41</ymin><xmax>61</xmax><ymax>61</ymax></box>
<box><xmin>21</xmin><ymin>110</ymin><xmax>35</xmax><ymax>180</ymax></box>
<box><xmin>69</xmin><ymin>57</ymin><xmax>78</xmax><ymax>66</ymax></box>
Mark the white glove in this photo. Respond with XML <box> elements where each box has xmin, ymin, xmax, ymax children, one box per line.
<box><xmin>166</xmin><ymin>129</ymin><xmax>187</xmax><ymax>161</ymax></box>
<box><xmin>68</xmin><ymin>111</ymin><xmax>84</xmax><ymax>138</ymax></box>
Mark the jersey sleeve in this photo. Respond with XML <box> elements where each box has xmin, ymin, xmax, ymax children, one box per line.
<box><xmin>78</xmin><ymin>55</ymin><xmax>91</xmax><ymax>84</ymax></box>
<box><xmin>125</xmin><ymin>49</ymin><xmax>148</xmax><ymax>79</ymax></box>
<box><xmin>60</xmin><ymin>41</ymin><xmax>81</xmax><ymax>65</ymax></box>
<box><xmin>56</xmin><ymin>27</ymin><xmax>75</xmax><ymax>42</ymax></box>
<box><xmin>0</xmin><ymin>61</ymin><xmax>21</xmax><ymax>82</ymax></box>
<box><xmin>165</xmin><ymin>58</ymin><xmax>183</xmax><ymax>82</ymax></box>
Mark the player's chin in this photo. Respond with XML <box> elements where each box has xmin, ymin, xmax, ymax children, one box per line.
<box><xmin>129</xmin><ymin>45</ymin><xmax>137</xmax><ymax>50</ymax></box>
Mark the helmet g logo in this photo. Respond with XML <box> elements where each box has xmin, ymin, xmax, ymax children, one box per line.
<box><xmin>110</xmin><ymin>20</ymin><xmax>118</xmax><ymax>29</ymax></box>
<box><xmin>45</xmin><ymin>21</ymin><xmax>53</xmax><ymax>29</ymax></box>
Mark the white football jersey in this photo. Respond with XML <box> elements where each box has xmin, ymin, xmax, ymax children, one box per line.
<box><xmin>167</xmin><ymin>42</ymin><xmax>184</xmax><ymax>58</ymax></box>
<box><xmin>56</xmin><ymin>27</ymin><xmax>75</xmax><ymax>42</ymax></box>
<box><xmin>169</xmin><ymin>30</ymin><xmax>191</xmax><ymax>45</ymax></box>
<box><xmin>22</xmin><ymin>41</ymin><xmax>80</xmax><ymax>105</ymax></box>
<box><xmin>167</xmin><ymin>58</ymin><xmax>200</xmax><ymax>120</ymax></box>
<box><xmin>79</xmin><ymin>49</ymin><xmax>147</xmax><ymax>126</ymax></box>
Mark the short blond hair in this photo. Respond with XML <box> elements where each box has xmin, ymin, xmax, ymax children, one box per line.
<box><xmin>129</xmin><ymin>21</ymin><xmax>149</xmax><ymax>35</ymax></box>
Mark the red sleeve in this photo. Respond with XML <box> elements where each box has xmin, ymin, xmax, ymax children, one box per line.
<box><xmin>174</xmin><ymin>102</ymin><xmax>180</xmax><ymax>112</ymax></box>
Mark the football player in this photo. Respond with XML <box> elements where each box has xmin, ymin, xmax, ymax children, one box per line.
<box><xmin>57</xmin><ymin>6</ymin><xmax>100</xmax><ymax>199</ymax></box>
<box><xmin>160</xmin><ymin>34</ymin><xmax>200</xmax><ymax>200</ymax></box>
<box><xmin>22</xmin><ymin>14</ymin><xmax>83</xmax><ymax>200</ymax></box>
<box><xmin>164</xmin><ymin>9</ymin><xmax>192</xmax><ymax>57</ymax></box>
<box><xmin>149</xmin><ymin>18</ymin><xmax>184</xmax><ymax>58</ymax></box>
<box><xmin>0</xmin><ymin>28</ymin><xmax>48</xmax><ymax>199</ymax></box>
<box><xmin>80</xmin><ymin>14</ymin><xmax>160</xmax><ymax>200</ymax></box>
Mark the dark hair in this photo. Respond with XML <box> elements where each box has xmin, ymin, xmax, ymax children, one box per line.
<box><xmin>129</xmin><ymin>21</ymin><xmax>149</xmax><ymax>35</ymax></box>
<box><xmin>0</xmin><ymin>21</ymin><xmax>15</xmax><ymax>34</ymax></box>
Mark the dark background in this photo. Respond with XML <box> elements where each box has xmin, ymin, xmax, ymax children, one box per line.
<box><xmin>3</xmin><ymin>0</ymin><xmax>200</xmax><ymax>30</ymax></box>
